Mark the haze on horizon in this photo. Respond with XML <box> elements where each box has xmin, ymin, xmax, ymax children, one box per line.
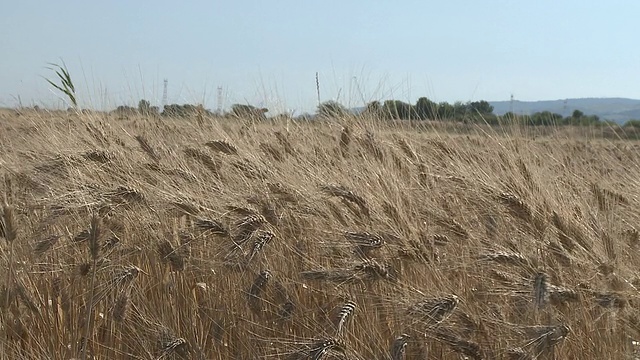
<box><xmin>1</xmin><ymin>0</ymin><xmax>638</xmax><ymax>114</ymax></box>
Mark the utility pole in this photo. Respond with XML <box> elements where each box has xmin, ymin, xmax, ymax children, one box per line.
<box><xmin>217</xmin><ymin>86</ymin><xmax>223</xmax><ymax>115</ymax></box>
<box><xmin>162</xmin><ymin>79</ymin><xmax>168</xmax><ymax>107</ymax></box>
<box><xmin>315</xmin><ymin>72</ymin><xmax>321</xmax><ymax>107</ymax></box>
<box><xmin>510</xmin><ymin>94</ymin><xmax>514</xmax><ymax>114</ymax></box>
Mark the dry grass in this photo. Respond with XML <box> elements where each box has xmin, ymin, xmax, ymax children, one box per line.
<box><xmin>0</xmin><ymin>109</ymin><xmax>640</xmax><ymax>359</ymax></box>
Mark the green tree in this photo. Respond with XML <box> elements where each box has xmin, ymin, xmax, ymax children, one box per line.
<box><xmin>383</xmin><ymin>100</ymin><xmax>414</xmax><ymax>120</ymax></box>
<box><xmin>453</xmin><ymin>101</ymin><xmax>468</xmax><ymax>117</ymax></box>
<box><xmin>529</xmin><ymin>111</ymin><xmax>563</xmax><ymax>126</ymax></box>
<box><xmin>468</xmin><ymin>100</ymin><xmax>494</xmax><ymax>115</ymax></box>
<box><xmin>138</xmin><ymin>99</ymin><xmax>159</xmax><ymax>116</ymax></box>
<box><xmin>437</xmin><ymin>102</ymin><xmax>455</xmax><ymax>120</ymax></box>
<box><xmin>231</xmin><ymin>104</ymin><xmax>268</xmax><ymax>120</ymax></box>
<box><xmin>624</xmin><ymin>120</ymin><xmax>640</xmax><ymax>128</ymax></box>
<box><xmin>362</xmin><ymin>100</ymin><xmax>384</xmax><ymax>118</ymax></box>
<box><xmin>502</xmin><ymin>111</ymin><xmax>517</xmax><ymax>119</ymax></box>
<box><xmin>317</xmin><ymin>100</ymin><xmax>347</xmax><ymax>118</ymax></box>
<box><xmin>163</xmin><ymin>103</ymin><xmax>200</xmax><ymax>117</ymax></box>
<box><xmin>415</xmin><ymin>97</ymin><xmax>438</xmax><ymax>120</ymax></box>
<box><xmin>138</xmin><ymin>99</ymin><xmax>151</xmax><ymax>114</ymax></box>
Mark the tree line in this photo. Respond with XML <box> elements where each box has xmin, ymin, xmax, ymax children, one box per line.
<box><xmin>316</xmin><ymin>98</ymin><xmax>637</xmax><ymax>127</ymax></box>
<box><xmin>115</xmin><ymin>98</ymin><xmax>640</xmax><ymax>128</ymax></box>
<box><xmin>113</xmin><ymin>100</ymin><xmax>270</xmax><ymax>120</ymax></box>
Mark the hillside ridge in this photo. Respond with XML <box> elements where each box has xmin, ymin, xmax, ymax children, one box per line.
<box><xmin>489</xmin><ymin>97</ymin><xmax>640</xmax><ymax>123</ymax></box>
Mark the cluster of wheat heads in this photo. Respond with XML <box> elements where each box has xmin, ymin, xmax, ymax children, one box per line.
<box><xmin>0</xmin><ymin>111</ymin><xmax>639</xmax><ymax>359</ymax></box>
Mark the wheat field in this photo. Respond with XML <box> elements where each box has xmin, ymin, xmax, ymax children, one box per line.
<box><xmin>0</xmin><ymin>108</ymin><xmax>639</xmax><ymax>359</ymax></box>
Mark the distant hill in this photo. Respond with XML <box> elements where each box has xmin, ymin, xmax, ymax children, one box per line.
<box><xmin>489</xmin><ymin>98</ymin><xmax>640</xmax><ymax>124</ymax></box>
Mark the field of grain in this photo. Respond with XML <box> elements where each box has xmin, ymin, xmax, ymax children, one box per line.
<box><xmin>0</xmin><ymin>109</ymin><xmax>639</xmax><ymax>359</ymax></box>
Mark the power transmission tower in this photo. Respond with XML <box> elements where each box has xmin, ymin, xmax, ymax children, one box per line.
<box><xmin>162</xmin><ymin>79</ymin><xmax>168</xmax><ymax>107</ymax></box>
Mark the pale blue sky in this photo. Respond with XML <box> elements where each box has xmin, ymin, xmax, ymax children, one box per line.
<box><xmin>1</xmin><ymin>1</ymin><xmax>638</xmax><ymax>114</ymax></box>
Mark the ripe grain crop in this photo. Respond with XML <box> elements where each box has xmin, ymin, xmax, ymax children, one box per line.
<box><xmin>0</xmin><ymin>108</ymin><xmax>639</xmax><ymax>359</ymax></box>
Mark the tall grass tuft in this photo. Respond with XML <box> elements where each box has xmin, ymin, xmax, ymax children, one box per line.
<box><xmin>45</xmin><ymin>60</ymin><xmax>78</xmax><ymax>109</ymax></box>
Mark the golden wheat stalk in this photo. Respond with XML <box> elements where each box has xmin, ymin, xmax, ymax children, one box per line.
<box><xmin>0</xmin><ymin>284</ymin><xmax>15</xmax><ymax>311</ymax></box>
<box><xmin>547</xmin><ymin>241</ymin><xmax>571</xmax><ymax>265</ymax></box>
<box><xmin>235</xmin><ymin>214</ymin><xmax>266</xmax><ymax>233</ymax></box>
<box><xmin>274</xmin><ymin>131</ymin><xmax>295</xmax><ymax>155</ymax></box>
<box><xmin>233</xmin><ymin>214</ymin><xmax>266</xmax><ymax>245</ymax></box>
<box><xmin>300</xmin><ymin>269</ymin><xmax>354</xmax><ymax>283</ymax></box>
<box><xmin>308</xmin><ymin>338</ymin><xmax>345</xmax><ymax>360</ymax></box>
<box><xmin>506</xmin><ymin>347</ymin><xmax>532</xmax><ymax>360</ymax></box>
<box><xmin>88</xmin><ymin>215</ymin><xmax>101</xmax><ymax>260</ymax></box>
<box><xmin>157</xmin><ymin>337</ymin><xmax>188</xmax><ymax>360</ymax></box>
<box><xmin>551</xmin><ymin>210</ymin><xmax>593</xmax><ymax>252</ymax></box>
<box><xmin>33</xmin><ymin>234</ymin><xmax>61</xmax><ymax>254</ymax></box>
<box><xmin>407</xmin><ymin>295</ymin><xmax>459</xmax><ymax>326</ymax></box>
<box><xmin>135</xmin><ymin>135</ymin><xmax>160</xmax><ymax>163</ymax></box>
<box><xmin>339</xmin><ymin>126</ymin><xmax>351</xmax><ymax>157</ymax></box>
<box><xmin>113</xmin><ymin>292</ymin><xmax>129</xmax><ymax>323</ymax></box>
<box><xmin>81</xmin><ymin>214</ymin><xmax>102</xmax><ymax>360</ymax></box>
<box><xmin>246</xmin><ymin>195</ymin><xmax>280</xmax><ymax>225</ymax></box>
<box><xmin>593</xmin><ymin>292</ymin><xmax>627</xmax><ymax>309</ymax></box>
<box><xmin>498</xmin><ymin>192</ymin><xmax>533</xmax><ymax>223</ymax></box>
<box><xmin>434</xmin><ymin>213</ymin><xmax>470</xmax><ymax>239</ymax></box>
<box><xmin>247</xmin><ymin>230</ymin><xmax>275</xmax><ymax>263</ymax></box>
<box><xmin>231</xmin><ymin>158</ymin><xmax>268</xmax><ymax>179</ymax></box>
<box><xmin>205</xmin><ymin>140</ymin><xmax>238</xmax><ymax>155</ymax></box>
<box><xmin>167</xmin><ymin>200</ymin><xmax>200</xmax><ymax>216</ymax></box>
<box><xmin>390</xmin><ymin>334</ymin><xmax>410</xmax><ymax>360</ymax></box>
<box><xmin>82</xmin><ymin>149</ymin><xmax>115</xmax><ymax>163</ymax></box>
<box><xmin>433</xmin><ymin>327</ymin><xmax>483</xmax><ymax>360</ymax></box>
<box><xmin>225</xmin><ymin>204</ymin><xmax>259</xmax><ymax>217</ymax></box>
<box><xmin>478</xmin><ymin>251</ymin><xmax>530</xmax><ymax>266</ymax></box>
<box><xmin>260</xmin><ymin>142</ymin><xmax>285</xmax><ymax>161</ymax></box>
<box><xmin>184</xmin><ymin>147</ymin><xmax>221</xmax><ymax>176</ymax></box>
<box><xmin>193</xmin><ymin>217</ymin><xmax>229</xmax><ymax>236</ymax></box>
<box><xmin>106</xmin><ymin>186</ymin><xmax>145</xmax><ymax>204</ymax></box>
<box><xmin>353</xmin><ymin>259</ymin><xmax>393</xmax><ymax>281</ymax></box>
<box><xmin>601</xmin><ymin>229</ymin><xmax>617</xmax><ymax>263</ymax></box>
<box><xmin>334</xmin><ymin>300</ymin><xmax>356</xmax><ymax>337</ymax></box>
<box><xmin>279</xmin><ymin>300</ymin><xmax>296</xmax><ymax>321</ymax></box>
<box><xmin>267</xmin><ymin>182</ymin><xmax>299</xmax><ymax>203</ymax></box>
<box><xmin>157</xmin><ymin>239</ymin><xmax>185</xmax><ymax>271</ymax></box>
<box><xmin>548</xmin><ymin>284</ymin><xmax>579</xmax><ymax>305</ymax></box>
<box><xmin>320</xmin><ymin>184</ymin><xmax>370</xmax><ymax>218</ymax></box>
<box><xmin>432</xmin><ymin>234</ymin><xmax>450</xmax><ymax>246</ymax></box>
<box><xmin>344</xmin><ymin>231</ymin><xmax>384</xmax><ymax>247</ymax></box>
<box><xmin>344</xmin><ymin>231</ymin><xmax>384</xmax><ymax>257</ymax></box>
<box><xmin>625</xmin><ymin>228</ymin><xmax>639</xmax><ymax>248</ymax></box>
<box><xmin>396</xmin><ymin>137</ymin><xmax>418</xmax><ymax>161</ymax></box>
<box><xmin>516</xmin><ymin>158</ymin><xmax>538</xmax><ymax>192</ymax></box>
<box><xmin>248</xmin><ymin>270</ymin><xmax>271</xmax><ymax>315</ymax></box>
<box><xmin>114</xmin><ymin>265</ymin><xmax>143</xmax><ymax>288</ymax></box>
<box><xmin>0</xmin><ymin>205</ymin><xmax>17</xmax><ymax>242</ymax></box>
<box><xmin>359</xmin><ymin>130</ymin><xmax>384</xmax><ymax>161</ymax></box>
<box><xmin>532</xmin><ymin>272</ymin><xmax>548</xmax><ymax>310</ymax></box>
<box><xmin>522</xmin><ymin>324</ymin><xmax>570</xmax><ymax>357</ymax></box>
<box><xmin>14</xmin><ymin>279</ymin><xmax>39</xmax><ymax>314</ymax></box>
